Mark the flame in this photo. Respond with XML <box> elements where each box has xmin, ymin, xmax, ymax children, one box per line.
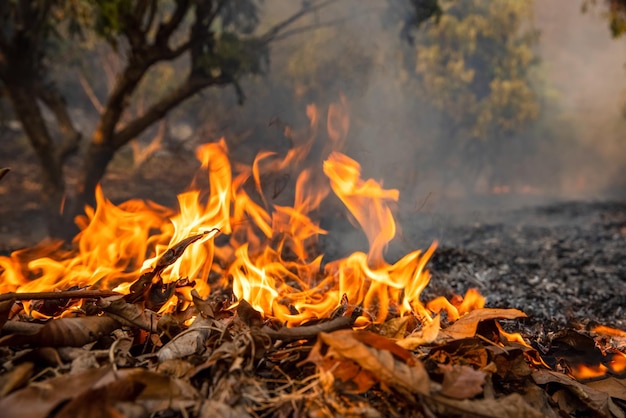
<box><xmin>571</xmin><ymin>363</ymin><xmax>609</xmax><ymax>380</ymax></box>
<box><xmin>0</xmin><ymin>100</ymin><xmax>485</xmax><ymax>328</ymax></box>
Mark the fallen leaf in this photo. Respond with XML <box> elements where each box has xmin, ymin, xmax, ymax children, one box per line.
<box><xmin>397</xmin><ymin>314</ymin><xmax>440</xmax><ymax>349</ymax></box>
<box><xmin>191</xmin><ymin>289</ymin><xmax>214</xmax><ymax>318</ymax></box>
<box><xmin>97</xmin><ymin>296</ymin><xmax>160</xmax><ymax>332</ymax></box>
<box><xmin>441</xmin><ymin>308</ymin><xmax>527</xmax><ymax>340</ymax></box>
<box><xmin>237</xmin><ymin>299</ymin><xmax>264</xmax><ymax>328</ymax></box>
<box><xmin>532</xmin><ymin>370</ymin><xmax>622</xmax><ymax>416</ymax></box>
<box><xmin>425</xmin><ymin>392</ymin><xmax>545</xmax><ymax>418</ymax></box>
<box><xmin>157</xmin><ymin>317</ymin><xmax>214</xmax><ymax>361</ymax></box>
<box><xmin>439</xmin><ymin>364</ymin><xmax>486</xmax><ymax>399</ymax></box>
<box><xmin>0</xmin><ymin>316</ymin><xmax>120</xmax><ymax>347</ymax></box>
<box><xmin>0</xmin><ymin>168</ymin><xmax>9</xmax><ymax>182</ymax></box>
<box><xmin>0</xmin><ymin>365</ymin><xmax>112</xmax><ymax>418</ymax></box>
<box><xmin>585</xmin><ymin>376</ymin><xmax>626</xmax><ymax>402</ymax></box>
<box><xmin>306</xmin><ymin>330</ymin><xmax>430</xmax><ymax>399</ymax></box>
<box><xmin>0</xmin><ymin>298</ymin><xmax>15</xmax><ymax>329</ymax></box>
<box><xmin>0</xmin><ymin>362</ymin><xmax>33</xmax><ymax>397</ymax></box>
<box><xmin>377</xmin><ymin>316</ymin><xmax>410</xmax><ymax>339</ymax></box>
<box><xmin>54</xmin><ymin>377</ymin><xmax>145</xmax><ymax>418</ymax></box>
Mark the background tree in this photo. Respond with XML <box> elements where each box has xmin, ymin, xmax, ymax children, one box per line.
<box><xmin>0</xmin><ymin>0</ymin><xmax>333</xmax><ymax>238</ymax></box>
<box><xmin>398</xmin><ymin>0</ymin><xmax>540</xmax><ymax>190</ymax></box>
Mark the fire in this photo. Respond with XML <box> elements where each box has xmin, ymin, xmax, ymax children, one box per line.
<box><xmin>0</xmin><ymin>100</ymin><xmax>473</xmax><ymax>328</ymax></box>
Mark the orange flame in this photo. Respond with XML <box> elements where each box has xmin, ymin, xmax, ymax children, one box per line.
<box><xmin>0</xmin><ymin>100</ymin><xmax>475</xmax><ymax>328</ymax></box>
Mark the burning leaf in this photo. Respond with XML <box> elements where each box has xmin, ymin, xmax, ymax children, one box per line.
<box><xmin>377</xmin><ymin>316</ymin><xmax>411</xmax><ymax>339</ymax></box>
<box><xmin>397</xmin><ymin>314</ymin><xmax>440</xmax><ymax>350</ymax></box>
<box><xmin>237</xmin><ymin>299</ymin><xmax>264</xmax><ymax>328</ymax></box>
<box><xmin>0</xmin><ymin>365</ymin><xmax>113</xmax><ymax>418</ymax></box>
<box><xmin>155</xmin><ymin>229</ymin><xmax>219</xmax><ymax>269</ymax></box>
<box><xmin>440</xmin><ymin>308</ymin><xmax>527</xmax><ymax>340</ymax></box>
<box><xmin>306</xmin><ymin>330</ymin><xmax>429</xmax><ymax>399</ymax></box>
<box><xmin>191</xmin><ymin>289</ymin><xmax>214</xmax><ymax>318</ymax></box>
<box><xmin>438</xmin><ymin>364</ymin><xmax>486</xmax><ymax>399</ymax></box>
<box><xmin>0</xmin><ymin>316</ymin><xmax>120</xmax><ymax>347</ymax></box>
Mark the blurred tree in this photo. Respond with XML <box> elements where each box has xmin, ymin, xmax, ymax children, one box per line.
<box><xmin>401</xmin><ymin>0</ymin><xmax>540</xmax><ymax>189</ymax></box>
<box><xmin>583</xmin><ymin>0</ymin><xmax>626</xmax><ymax>36</ymax></box>
<box><xmin>0</xmin><ymin>0</ymin><xmax>334</xmax><ymax>238</ymax></box>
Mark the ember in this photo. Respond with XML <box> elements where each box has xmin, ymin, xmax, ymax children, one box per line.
<box><xmin>0</xmin><ymin>102</ymin><xmax>624</xmax><ymax>417</ymax></box>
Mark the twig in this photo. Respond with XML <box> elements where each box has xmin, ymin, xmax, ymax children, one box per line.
<box><xmin>0</xmin><ymin>290</ymin><xmax>121</xmax><ymax>303</ymax></box>
<box><xmin>260</xmin><ymin>316</ymin><xmax>354</xmax><ymax>342</ymax></box>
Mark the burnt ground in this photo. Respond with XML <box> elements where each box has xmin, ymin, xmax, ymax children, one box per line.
<box><xmin>1</xmin><ymin>135</ymin><xmax>625</xmax><ymax>334</ymax></box>
<box><xmin>408</xmin><ymin>200</ymin><xmax>626</xmax><ymax>332</ymax></box>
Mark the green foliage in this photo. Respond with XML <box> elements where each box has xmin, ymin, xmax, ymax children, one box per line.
<box><xmin>410</xmin><ymin>0</ymin><xmax>540</xmax><ymax>142</ymax></box>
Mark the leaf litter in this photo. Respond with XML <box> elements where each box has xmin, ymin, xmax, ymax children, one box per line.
<box><xmin>0</xmin><ymin>235</ymin><xmax>624</xmax><ymax>417</ymax></box>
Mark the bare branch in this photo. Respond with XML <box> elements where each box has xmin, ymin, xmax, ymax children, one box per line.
<box><xmin>259</xmin><ymin>0</ymin><xmax>337</xmax><ymax>45</ymax></box>
<box><xmin>112</xmin><ymin>74</ymin><xmax>228</xmax><ymax>149</ymax></box>
<box><xmin>77</xmin><ymin>71</ymin><xmax>105</xmax><ymax>114</ymax></box>
<box><xmin>0</xmin><ymin>290</ymin><xmax>121</xmax><ymax>303</ymax></box>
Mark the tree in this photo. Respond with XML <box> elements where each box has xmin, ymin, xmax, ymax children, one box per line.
<box><xmin>0</xmin><ymin>0</ymin><xmax>334</xmax><ymax>238</ymax></box>
<box><xmin>400</xmin><ymin>0</ymin><xmax>540</xmax><ymax>189</ymax></box>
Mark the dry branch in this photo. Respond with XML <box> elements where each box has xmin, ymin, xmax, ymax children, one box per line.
<box><xmin>0</xmin><ymin>290</ymin><xmax>121</xmax><ymax>303</ymax></box>
<box><xmin>261</xmin><ymin>315</ymin><xmax>355</xmax><ymax>342</ymax></box>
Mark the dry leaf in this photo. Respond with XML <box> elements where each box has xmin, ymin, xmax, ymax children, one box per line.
<box><xmin>306</xmin><ymin>330</ymin><xmax>429</xmax><ymax>399</ymax></box>
<box><xmin>0</xmin><ymin>316</ymin><xmax>120</xmax><ymax>347</ymax></box>
<box><xmin>98</xmin><ymin>296</ymin><xmax>160</xmax><ymax>332</ymax></box>
<box><xmin>532</xmin><ymin>370</ymin><xmax>623</xmax><ymax>417</ymax></box>
<box><xmin>0</xmin><ymin>168</ymin><xmax>9</xmax><ymax>182</ymax></box>
<box><xmin>377</xmin><ymin>316</ymin><xmax>410</xmax><ymax>339</ymax></box>
<box><xmin>441</xmin><ymin>308</ymin><xmax>526</xmax><ymax>340</ymax></box>
<box><xmin>439</xmin><ymin>364</ymin><xmax>486</xmax><ymax>399</ymax></box>
<box><xmin>0</xmin><ymin>365</ymin><xmax>112</xmax><ymax>418</ymax></box>
<box><xmin>397</xmin><ymin>314</ymin><xmax>440</xmax><ymax>349</ymax></box>
<box><xmin>0</xmin><ymin>298</ymin><xmax>15</xmax><ymax>330</ymax></box>
<box><xmin>157</xmin><ymin>317</ymin><xmax>214</xmax><ymax>361</ymax></box>
<box><xmin>586</xmin><ymin>376</ymin><xmax>626</xmax><ymax>402</ymax></box>
<box><xmin>425</xmin><ymin>392</ymin><xmax>545</xmax><ymax>418</ymax></box>
<box><xmin>0</xmin><ymin>362</ymin><xmax>33</xmax><ymax>397</ymax></box>
<box><xmin>54</xmin><ymin>377</ymin><xmax>145</xmax><ymax>418</ymax></box>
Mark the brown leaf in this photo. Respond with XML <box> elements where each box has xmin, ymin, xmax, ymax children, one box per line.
<box><xmin>0</xmin><ymin>168</ymin><xmax>9</xmax><ymax>182</ymax></box>
<box><xmin>397</xmin><ymin>314</ymin><xmax>441</xmax><ymax>349</ymax></box>
<box><xmin>0</xmin><ymin>316</ymin><xmax>120</xmax><ymax>347</ymax></box>
<box><xmin>532</xmin><ymin>370</ymin><xmax>621</xmax><ymax>416</ymax></box>
<box><xmin>377</xmin><ymin>316</ymin><xmax>410</xmax><ymax>339</ymax></box>
<box><xmin>54</xmin><ymin>377</ymin><xmax>145</xmax><ymax>418</ymax></box>
<box><xmin>157</xmin><ymin>317</ymin><xmax>214</xmax><ymax>361</ymax></box>
<box><xmin>425</xmin><ymin>392</ymin><xmax>545</xmax><ymax>418</ymax></box>
<box><xmin>0</xmin><ymin>362</ymin><xmax>33</xmax><ymax>397</ymax></box>
<box><xmin>307</xmin><ymin>330</ymin><xmax>430</xmax><ymax>399</ymax></box>
<box><xmin>237</xmin><ymin>299</ymin><xmax>264</xmax><ymax>328</ymax></box>
<box><xmin>441</xmin><ymin>308</ymin><xmax>527</xmax><ymax>340</ymax></box>
<box><xmin>0</xmin><ymin>298</ymin><xmax>15</xmax><ymax>330</ymax></box>
<box><xmin>585</xmin><ymin>376</ymin><xmax>626</xmax><ymax>402</ymax></box>
<box><xmin>0</xmin><ymin>365</ymin><xmax>112</xmax><ymax>418</ymax></box>
<box><xmin>98</xmin><ymin>296</ymin><xmax>160</xmax><ymax>332</ymax></box>
<box><xmin>439</xmin><ymin>364</ymin><xmax>486</xmax><ymax>399</ymax></box>
<box><xmin>191</xmin><ymin>289</ymin><xmax>214</xmax><ymax>318</ymax></box>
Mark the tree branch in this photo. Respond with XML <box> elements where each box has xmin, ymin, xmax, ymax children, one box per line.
<box><xmin>155</xmin><ymin>0</ymin><xmax>191</xmax><ymax>46</ymax></box>
<box><xmin>36</xmin><ymin>83</ymin><xmax>83</xmax><ymax>162</ymax></box>
<box><xmin>259</xmin><ymin>0</ymin><xmax>337</xmax><ymax>45</ymax></box>
<box><xmin>112</xmin><ymin>74</ymin><xmax>227</xmax><ymax>149</ymax></box>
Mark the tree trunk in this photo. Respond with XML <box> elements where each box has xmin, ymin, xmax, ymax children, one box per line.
<box><xmin>68</xmin><ymin>141</ymin><xmax>117</xmax><ymax>220</ymax></box>
<box><xmin>4</xmin><ymin>84</ymin><xmax>68</xmax><ymax>238</ymax></box>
